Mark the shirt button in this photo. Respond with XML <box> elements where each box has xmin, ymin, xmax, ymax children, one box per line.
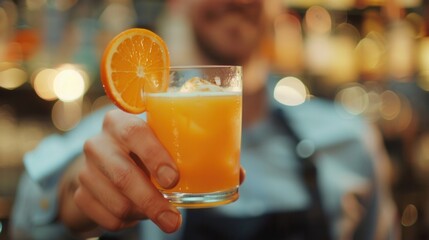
<box><xmin>296</xmin><ymin>139</ymin><xmax>315</xmax><ymax>158</ymax></box>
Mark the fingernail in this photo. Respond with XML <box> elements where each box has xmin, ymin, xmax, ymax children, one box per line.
<box><xmin>157</xmin><ymin>210</ymin><xmax>181</xmax><ymax>233</ymax></box>
<box><xmin>157</xmin><ymin>165</ymin><xmax>178</xmax><ymax>188</ymax></box>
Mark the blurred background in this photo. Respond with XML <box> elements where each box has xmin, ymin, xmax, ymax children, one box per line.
<box><xmin>1</xmin><ymin>0</ymin><xmax>429</xmax><ymax>239</ymax></box>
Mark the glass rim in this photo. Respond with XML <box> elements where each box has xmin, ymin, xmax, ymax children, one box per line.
<box><xmin>169</xmin><ymin>65</ymin><xmax>242</xmax><ymax>70</ymax></box>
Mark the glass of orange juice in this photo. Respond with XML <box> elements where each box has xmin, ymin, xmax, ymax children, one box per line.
<box><xmin>145</xmin><ymin>65</ymin><xmax>242</xmax><ymax>208</ymax></box>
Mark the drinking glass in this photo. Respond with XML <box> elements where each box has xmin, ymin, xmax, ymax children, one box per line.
<box><xmin>145</xmin><ymin>65</ymin><xmax>242</xmax><ymax>208</ymax></box>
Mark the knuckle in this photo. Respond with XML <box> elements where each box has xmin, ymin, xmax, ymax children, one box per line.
<box><xmin>103</xmin><ymin>218</ymin><xmax>124</xmax><ymax>232</ymax></box>
<box><xmin>140</xmin><ymin>142</ymin><xmax>161</xmax><ymax>161</ymax></box>
<box><xmin>138</xmin><ymin>194</ymin><xmax>161</xmax><ymax>216</ymax></box>
<box><xmin>112</xmin><ymin>198</ymin><xmax>133</xmax><ymax>219</ymax></box>
<box><xmin>102</xmin><ymin>110</ymin><xmax>119</xmax><ymax>130</ymax></box>
<box><xmin>83</xmin><ymin>137</ymin><xmax>98</xmax><ymax>157</ymax></box>
<box><xmin>77</xmin><ymin>166</ymin><xmax>90</xmax><ymax>186</ymax></box>
<box><xmin>111</xmin><ymin>166</ymin><xmax>133</xmax><ymax>190</ymax></box>
<box><xmin>119</xmin><ymin>118</ymin><xmax>146</xmax><ymax>144</ymax></box>
<box><xmin>72</xmin><ymin>187</ymin><xmax>84</xmax><ymax>205</ymax></box>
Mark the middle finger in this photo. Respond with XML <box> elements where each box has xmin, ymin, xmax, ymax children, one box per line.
<box><xmin>102</xmin><ymin>110</ymin><xmax>179</xmax><ymax>189</ymax></box>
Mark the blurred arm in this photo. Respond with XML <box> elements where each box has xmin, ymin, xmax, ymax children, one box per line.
<box><xmin>10</xmin><ymin>106</ymin><xmax>113</xmax><ymax>239</ymax></box>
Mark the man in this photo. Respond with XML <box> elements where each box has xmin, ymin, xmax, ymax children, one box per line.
<box><xmin>11</xmin><ymin>0</ymin><xmax>398</xmax><ymax>239</ymax></box>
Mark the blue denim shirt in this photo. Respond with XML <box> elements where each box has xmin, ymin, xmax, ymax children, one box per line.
<box><xmin>10</xmin><ymin>98</ymin><xmax>397</xmax><ymax>240</ymax></box>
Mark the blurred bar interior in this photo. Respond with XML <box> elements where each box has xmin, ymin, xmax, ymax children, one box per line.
<box><xmin>1</xmin><ymin>0</ymin><xmax>429</xmax><ymax>239</ymax></box>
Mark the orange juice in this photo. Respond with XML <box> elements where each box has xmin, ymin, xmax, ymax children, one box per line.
<box><xmin>146</xmin><ymin>91</ymin><xmax>242</xmax><ymax>195</ymax></box>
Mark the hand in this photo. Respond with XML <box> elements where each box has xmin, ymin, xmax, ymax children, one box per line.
<box><xmin>66</xmin><ymin>109</ymin><xmax>182</xmax><ymax>233</ymax></box>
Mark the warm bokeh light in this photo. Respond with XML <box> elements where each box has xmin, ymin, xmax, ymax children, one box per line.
<box><xmin>335</xmin><ymin>84</ymin><xmax>369</xmax><ymax>115</ymax></box>
<box><xmin>304</xmin><ymin>6</ymin><xmax>332</xmax><ymax>35</ymax></box>
<box><xmin>92</xmin><ymin>95</ymin><xmax>111</xmax><ymax>111</ymax></box>
<box><xmin>364</xmin><ymin>90</ymin><xmax>382</xmax><ymax>121</ymax></box>
<box><xmin>324</xmin><ymin>0</ymin><xmax>355</xmax><ymax>10</ymax></box>
<box><xmin>401</xmin><ymin>204</ymin><xmax>418</xmax><ymax>227</ymax></box>
<box><xmin>355</xmin><ymin>32</ymin><xmax>385</xmax><ymax>78</ymax></box>
<box><xmin>286</xmin><ymin>0</ymin><xmax>323</xmax><ymax>8</ymax></box>
<box><xmin>397</xmin><ymin>0</ymin><xmax>422</xmax><ymax>8</ymax></box>
<box><xmin>273</xmin><ymin>76</ymin><xmax>308</xmax><ymax>106</ymax></box>
<box><xmin>327</xmin><ymin>35</ymin><xmax>359</xmax><ymax>84</ymax></box>
<box><xmin>305</xmin><ymin>34</ymin><xmax>332</xmax><ymax>75</ymax></box>
<box><xmin>380</xmin><ymin>90</ymin><xmax>401</xmax><ymax>120</ymax></box>
<box><xmin>51</xmin><ymin>100</ymin><xmax>82</xmax><ymax>131</ymax></box>
<box><xmin>361</xmin><ymin>10</ymin><xmax>385</xmax><ymax>36</ymax></box>
<box><xmin>406</xmin><ymin>12</ymin><xmax>425</xmax><ymax>38</ymax></box>
<box><xmin>33</xmin><ymin>68</ymin><xmax>58</xmax><ymax>101</ymax></box>
<box><xmin>336</xmin><ymin>23</ymin><xmax>361</xmax><ymax>44</ymax></box>
<box><xmin>53</xmin><ymin>67</ymin><xmax>85</xmax><ymax>102</ymax></box>
<box><xmin>386</xmin><ymin>21</ymin><xmax>416</xmax><ymax>80</ymax></box>
<box><xmin>274</xmin><ymin>13</ymin><xmax>304</xmax><ymax>74</ymax></box>
<box><xmin>378</xmin><ymin>94</ymin><xmax>413</xmax><ymax>137</ymax></box>
<box><xmin>0</xmin><ymin>67</ymin><xmax>27</xmax><ymax>90</ymax></box>
<box><xmin>99</xmin><ymin>3</ymin><xmax>137</xmax><ymax>35</ymax></box>
<box><xmin>417</xmin><ymin>37</ymin><xmax>429</xmax><ymax>91</ymax></box>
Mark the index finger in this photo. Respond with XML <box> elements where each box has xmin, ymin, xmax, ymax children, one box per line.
<box><xmin>103</xmin><ymin>109</ymin><xmax>179</xmax><ymax>189</ymax></box>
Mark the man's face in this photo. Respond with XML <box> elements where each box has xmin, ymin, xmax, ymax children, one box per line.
<box><xmin>188</xmin><ymin>0</ymin><xmax>265</xmax><ymax>65</ymax></box>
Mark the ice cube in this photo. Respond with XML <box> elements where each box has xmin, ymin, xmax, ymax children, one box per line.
<box><xmin>180</xmin><ymin>77</ymin><xmax>223</xmax><ymax>92</ymax></box>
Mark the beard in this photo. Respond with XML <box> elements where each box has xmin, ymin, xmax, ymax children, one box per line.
<box><xmin>193</xmin><ymin>29</ymin><xmax>251</xmax><ymax>66</ymax></box>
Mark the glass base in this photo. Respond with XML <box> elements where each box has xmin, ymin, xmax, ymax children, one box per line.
<box><xmin>162</xmin><ymin>187</ymin><xmax>239</xmax><ymax>208</ymax></box>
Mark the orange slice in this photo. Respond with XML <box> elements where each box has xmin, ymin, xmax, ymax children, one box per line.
<box><xmin>100</xmin><ymin>28</ymin><xmax>170</xmax><ymax>114</ymax></box>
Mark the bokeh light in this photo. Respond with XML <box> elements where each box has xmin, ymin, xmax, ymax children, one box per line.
<box><xmin>92</xmin><ymin>95</ymin><xmax>111</xmax><ymax>112</ymax></box>
<box><xmin>380</xmin><ymin>90</ymin><xmax>401</xmax><ymax>120</ymax></box>
<box><xmin>274</xmin><ymin>13</ymin><xmax>304</xmax><ymax>74</ymax></box>
<box><xmin>0</xmin><ymin>67</ymin><xmax>27</xmax><ymax>90</ymax></box>
<box><xmin>305</xmin><ymin>34</ymin><xmax>332</xmax><ymax>75</ymax></box>
<box><xmin>406</xmin><ymin>12</ymin><xmax>425</xmax><ymax>38</ymax></box>
<box><xmin>273</xmin><ymin>76</ymin><xmax>308</xmax><ymax>106</ymax></box>
<box><xmin>33</xmin><ymin>68</ymin><xmax>58</xmax><ymax>101</ymax></box>
<box><xmin>401</xmin><ymin>204</ymin><xmax>418</xmax><ymax>227</ymax></box>
<box><xmin>99</xmin><ymin>3</ymin><xmax>137</xmax><ymax>35</ymax></box>
<box><xmin>305</xmin><ymin>6</ymin><xmax>332</xmax><ymax>35</ymax></box>
<box><xmin>378</xmin><ymin>94</ymin><xmax>413</xmax><ymax>137</ymax></box>
<box><xmin>335</xmin><ymin>84</ymin><xmax>369</xmax><ymax>115</ymax></box>
<box><xmin>53</xmin><ymin>66</ymin><xmax>85</xmax><ymax>102</ymax></box>
<box><xmin>417</xmin><ymin>37</ymin><xmax>429</xmax><ymax>91</ymax></box>
<box><xmin>335</xmin><ymin>23</ymin><xmax>361</xmax><ymax>44</ymax></box>
<box><xmin>51</xmin><ymin>100</ymin><xmax>82</xmax><ymax>131</ymax></box>
<box><xmin>355</xmin><ymin>32</ymin><xmax>386</xmax><ymax>78</ymax></box>
<box><xmin>398</xmin><ymin>0</ymin><xmax>421</xmax><ymax>8</ymax></box>
<box><xmin>327</xmin><ymin>35</ymin><xmax>358</xmax><ymax>84</ymax></box>
<box><xmin>361</xmin><ymin>9</ymin><xmax>385</xmax><ymax>35</ymax></box>
<box><xmin>325</xmin><ymin>0</ymin><xmax>355</xmax><ymax>10</ymax></box>
<box><xmin>386</xmin><ymin>21</ymin><xmax>416</xmax><ymax>80</ymax></box>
